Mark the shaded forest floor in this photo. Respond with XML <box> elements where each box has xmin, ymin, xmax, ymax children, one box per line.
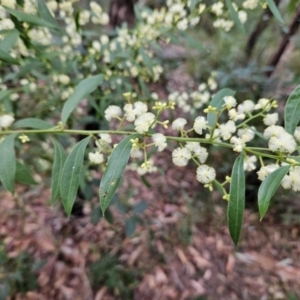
<box><xmin>1</xmin><ymin>159</ymin><xmax>300</xmax><ymax>300</ymax></box>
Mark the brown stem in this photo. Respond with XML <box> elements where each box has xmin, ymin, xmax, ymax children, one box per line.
<box><xmin>245</xmin><ymin>0</ymin><xmax>280</xmax><ymax>58</ymax></box>
<box><xmin>109</xmin><ymin>0</ymin><xmax>136</xmax><ymax>28</ymax></box>
<box><xmin>265</xmin><ymin>5</ymin><xmax>300</xmax><ymax>77</ymax></box>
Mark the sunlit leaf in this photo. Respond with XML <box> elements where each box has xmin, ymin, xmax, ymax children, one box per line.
<box><xmin>4</xmin><ymin>6</ymin><xmax>58</xmax><ymax>29</ymax></box>
<box><xmin>0</xmin><ymin>48</ymin><xmax>19</xmax><ymax>65</ymax></box>
<box><xmin>225</xmin><ymin>0</ymin><xmax>245</xmax><ymax>33</ymax></box>
<box><xmin>15</xmin><ymin>161</ymin><xmax>37</xmax><ymax>185</ymax></box>
<box><xmin>100</xmin><ymin>134</ymin><xmax>140</xmax><ymax>214</ymax></box>
<box><xmin>227</xmin><ymin>154</ymin><xmax>245</xmax><ymax>245</ymax></box>
<box><xmin>0</xmin><ymin>134</ymin><xmax>16</xmax><ymax>193</ymax></box>
<box><xmin>36</xmin><ymin>0</ymin><xmax>62</xmax><ymax>32</ymax></box>
<box><xmin>60</xmin><ymin>136</ymin><xmax>90</xmax><ymax>216</ymax></box>
<box><xmin>266</xmin><ymin>0</ymin><xmax>284</xmax><ymax>23</ymax></box>
<box><xmin>0</xmin><ymin>29</ymin><xmax>19</xmax><ymax>52</ymax></box>
<box><xmin>61</xmin><ymin>75</ymin><xmax>103</xmax><ymax>124</ymax></box>
<box><xmin>258</xmin><ymin>165</ymin><xmax>290</xmax><ymax>220</ymax></box>
<box><xmin>284</xmin><ymin>84</ymin><xmax>300</xmax><ymax>135</ymax></box>
<box><xmin>50</xmin><ymin>139</ymin><xmax>67</xmax><ymax>204</ymax></box>
<box><xmin>13</xmin><ymin>118</ymin><xmax>53</xmax><ymax>130</ymax></box>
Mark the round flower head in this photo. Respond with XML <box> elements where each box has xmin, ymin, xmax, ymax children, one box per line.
<box><xmin>263</xmin><ymin>125</ymin><xmax>286</xmax><ymax>139</ymax></box>
<box><xmin>172</xmin><ymin>147</ymin><xmax>191</xmax><ymax>167</ymax></box>
<box><xmin>294</xmin><ymin>126</ymin><xmax>300</xmax><ymax>142</ymax></box>
<box><xmin>193</xmin><ymin>116</ymin><xmax>207</xmax><ymax>135</ymax></box>
<box><xmin>238</xmin><ymin>100</ymin><xmax>255</xmax><ymax>114</ymax></box>
<box><xmin>0</xmin><ymin>115</ymin><xmax>14</xmax><ymax>128</ymax></box>
<box><xmin>219</xmin><ymin>120</ymin><xmax>236</xmax><ymax>140</ymax></box>
<box><xmin>99</xmin><ymin>133</ymin><xmax>112</xmax><ymax>144</ymax></box>
<box><xmin>228</xmin><ymin>108</ymin><xmax>245</xmax><ymax>122</ymax></box>
<box><xmin>268</xmin><ymin>132</ymin><xmax>296</xmax><ymax>153</ymax></box>
<box><xmin>243</xmin><ymin>155</ymin><xmax>257</xmax><ymax>171</ymax></box>
<box><xmin>172</xmin><ymin>118</ymin><xmax>187</xmax><ymax>131</ymax></box>
<box><xmin>223</xmin><ymin>96</ymin><xmax>237</xmax><ymax>109</ymax></box>
<box><xmin>257</xmin><ymin>164</ymin><xmax>279</xmax><ymax>181</ymax></box>
<box><xmin>237</xmin><ymin>127</ymin><xmax>255</xmax><ymax>142</ymax></box>
<box><xmin>134</xmin><ymin>112</ymin><xmax>155</xmax><ymax>133</ymax></box>
<box><xmin>152</xmin><ymin>133</ymin><xmax>167</xmax><ymax>152</ymax></box>
<box><xmin>133</xmin><ymin>101</ymin><xmax>148</xmax><ymax>116</ymax></box>
<box><xmin>263</xmin><ymin>113</ymin><xmax>278</xmax><ymax>126</ymax></box>
<box><xmin>196</xmin><ymin>165</ymin><xmax>216</xmax><ymax>184</ymax></box>
<box><xmin>89</xmin><ymin>151</ymin><xmax>104</xmax><ymax>164</ymax></box>
<box><xmin>124</xmin><ymin>103</ymin><xmax>135</xmax><ymax>122</ymax></box>
<box><xmin>105</xmin><ymin>105</ymin><xmax>122</xmax><ymax>121</ymax></box>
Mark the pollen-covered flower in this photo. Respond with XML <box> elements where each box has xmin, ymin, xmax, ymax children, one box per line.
<box><xmin>134</xmin><ymin>112</ymin><xmax>155</xmax><ymax>133</ymax></box>
<box><xmin>193</xmin><ymin>116</ymin><xmax>207</xmax><ymax>135</ymax></box>
<box><xmin>104</xmin><ymin>105</ymin><xmax>122</xmax><ymax>121</ymax></box>
<box><xmin>294</xmin><ymin>126</ymin><xmax>300</xmax><ymax>142</ymax></box>
<box><xmin>89</xmin><ymin>151</ymin><xmax>104</xmax><ymax>164</ymax></box>
<box><xmin>172</xmin><ymin>147</ymin><xmax>191</xmax><ymax>166</ymax></box>
<box><xmin>244</xmin><ymin>155</ymin><xmax>257</xmax><ymax>171</ymax></box>
<box><xmin>0</xmin><ymin>114</ymin><xmax>14</xmax><ymax>128</ymax></box>
<box><xmin>172</xmin><ymin>118</ymin><xmax>187</xmax><ymax>131</ymax></box>
<box><xmin>238</xmin><ymin>100</ymin><xmax>255</xmax><ymax>114</ymax></box>
<box><xmin>219</xmin><ymin>120</ymin><xmax>236</xmax><ymax>140</ymax></box>
<box><xmin>152</xmin><ymin>133</ymin><xmax>167</xmax><ymax>151</ymax></box>
<box><xmin>237</xmin><ymin>127</ymin><xmax>255</xmax><ymax>142</ymax></box>
<box><xmin>133</xmin><ymin>101</ymin><xmax>148</xmax><ymax>116</ymax></box>
<box><xmin>257</xmin><ymin>164</ymin><xmax>279</xmax><ymax>181</ymax></box>
<box><xmin>230</xmin><ymin>136</ymin><xmax>246</xmax><ymax>152</ymax></box>
<box><xmin>263</xmin><ymin>113</ymin><xmax>278</xmax><ymax>126</ymax></box>
<box><xmin>223</xmin><ymin>96</ymin><xmax>237</xmax><ymax>109</ymax></box>
<box><xmin>263</xmin><ymin>125</ymin><xmax>286</xmax><ymax>139</ymax></box>
<box><xmin>268</xmin><ymin>132</ymin><xmax>296</xmax><ymax>153</ymax></box>
<box><xmin>228</xmin><ymin>108</ymin><xmax>245</xmax><ymax>122</ymax></box>
<box><xmin>196</xmin><ymin>165</ymin><xmax>216</xmax><ymax>184</ymax></box>
<box><xmin>124</xmin><ymin>103</ymin><xmax>135</xmax><ymax>122</ymax></box>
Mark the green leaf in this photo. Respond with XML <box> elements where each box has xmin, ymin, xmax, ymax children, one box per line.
<box><xmin>207</xmin><ymin>88</ymin><xmax>235</xmax><ymax>131</ymax></box>
<box><xmin>0</xmin><ymin>134</ymin><xmax>16</xmax><ymax>193</ymax></box>
<box><xmin>225</xmin><ymin>0</ymin><xmax>245</xmax><ymax>33</ymax></box>
<box><xmin>227</xmin><ymin>154</ymin><xmax>245</xmax><ymax>245</ymax></box>
<box><xmin>258</xmin><ymin>165</ymin><xmax>290</xmax><ymax>220</ymax></box>
<box><xmin>284</xmin><ymin>84</ymin><xmax>300</xmax><ymax>135</ymax></box>
<box><xmin>0</xmin><ymin>48</ymin><xmax>19</xmax><ymax>65</ymax></box>
<box><xmin>0</xmin><ymin>29</ymin><xmax>19</xmax><ymax>52</ymax></box>
<box><xmin>15</xmin><ymin>161</ymin><xmax>37</xmax><ymax>185</ymax></box>
<box><xmin>0</xmin><ymin>90</ymin><xmax>12</xmax><ymax>101</ymax></box>
<box><xmin>50</xmin><ymin>139</ymin><xmax>67</xmax><ymax>204</ymax></box>
<box><xmin>125</xmin><ymin>217</ymin><xmax>137</xmax><ymax>237</ymax></box>
<box><xmin>61</xmin><ymin>75</ymin><xmax>103</xmax><ymax>125</ymax></box>
<box><xmin>60</xmin><ymin>136</ymin><xmax>90</xmax><ymax>216</ymax></box>
<box><xmin>12</xmin><ymin>118</ymin><xmax>53</xmax><ymax>129</ymax></box>
<box><xmin>266</xmin><ymin>0</ymin><xmax>284</xmax><ymax>23</ymax></box>
<box><xmin>4</xmin><ymin>6</ymin><xmax>59</xmax><ymax>29</ymax></box>
<box><xmin>100</xmin><ymin>134</ymin><xmax>140</xmax><ymax>214</ymax></box>
<box><xmin>36</xmin><ymin>0</ymin><xmax>62</xmax><ymax>32</ymax></box>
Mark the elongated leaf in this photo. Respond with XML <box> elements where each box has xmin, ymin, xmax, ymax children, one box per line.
<box><xmin>0</xmin><ymin>90</ymin><xmax>11</xmax><ymax>101</ymax></box>
<box><xmin>60</xmin><ymin>136</ymin><xmax>90</xmax><ymax>216</ymax></box>
<box><xmin>36</xmin><ymin>0</ymin><xmax>61</xmax><ymax>31</ymax></box>
<box><xmin>0</xmin><ymin>48</ymin><xmax>19</xmax><ymax>65</ymax></box>
<box><xmin>50</xmin><ymin>139</ymin><xmax>67</xmax><ymax>204</ymax></box>
<box><xmin>284</xmin><ymin>84</ymin><xmax>300</xmax><ymax>135</ymax></box>
<box><xmin>61</xmin><ymin>75</ymin><xmax>103</xmax><ymax>124</ymax></box>
<box><xmin>15</xmin><ymin>161</ymin><xmax>37</xmax><ymax>185</ymax></box>
<box><xmin>258</xmin><ymin>165</ymin><xmax>290</xmax><ymax>220</ymax></box>
<box><xmin>100</xmin><ymin>134</ymin><xmax>140</xmax><ymax>214</ymax></box>
<box><xmin>207</xmin><ymin>88</ymin><xmax>235</xmax><ymax>131</ymax></box>
<box><xmin>225</xmin><ymin>0</ymin><xmax>245</xmax><ymax>33</ymax></box>
<box><xmin>227</xmin><ymin>154</ymin><xmax>245</xmax><ymax>245</ymax></box>
<box><xmin>266</xmin><ymin>0</ymin><xmax>284</xmax><ymax>23</ymax></box>
<box><xmin>0</xmin><ymin>29</ymin><xmax>19</xmax><ymax>52</ymax></box>
<box><xmin>12</xmin><ymin>118</ymin><xmax>53</xmax><ymax>129</ymax></box>
<box><xmin>4</xmin><ymin>6</ymin><xmax>58</xmax><ymax>29</ymax></box>
<box><xmin>0</xmin><ymin>134</ymin><xmax>16</xmax><ymax>193</ymax></box>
